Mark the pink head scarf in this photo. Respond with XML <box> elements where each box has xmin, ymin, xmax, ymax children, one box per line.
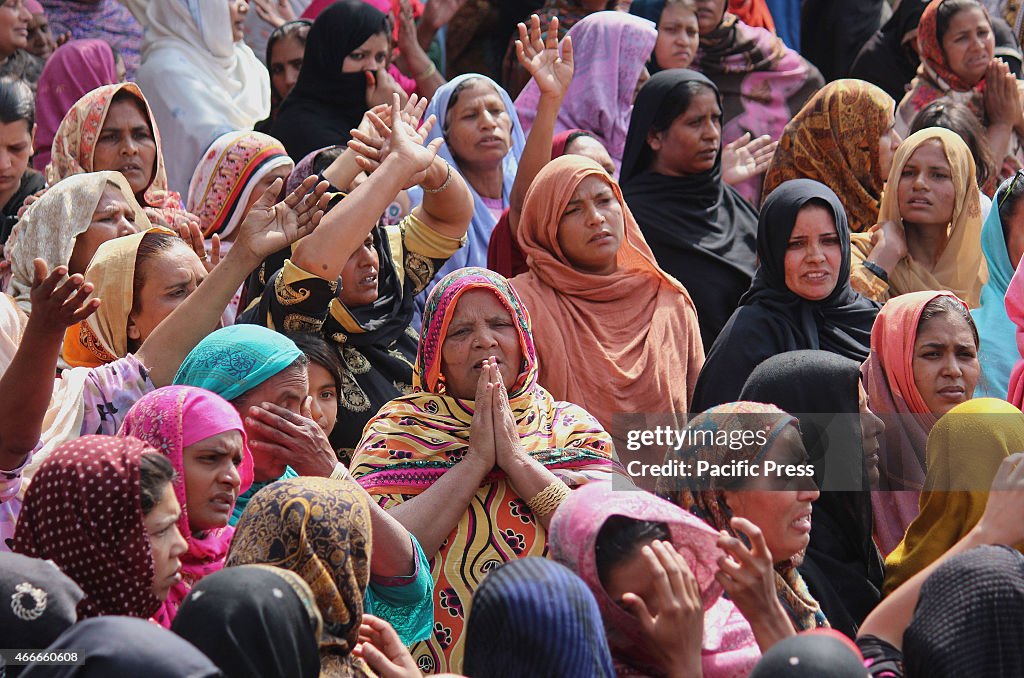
<box><xmin>33</xmin><ymin>40</ymin><xmax>119</xmax><ymax>173</ymax></box>
<box><xmin>549</xmin><ymin>482</ymin><xmax>762</xmax><ymax>677</ymax></box>
<box><xmin>25</xmin><ymin>0</ymin><xmax>43</xmax><ymax>14</ymax></box>
<box><xmin>1006</xmin><ymin>255</ymin><xmax>1024</xmax><ymax>408</ymax></box>
<box><xmin>861</xmin><ymin>290</ymin><xmax>970</xmax><ymax>554</ymax></box>
<box><xmin>118</xmin><ymin>385</ymin><xmax>253</xmax><ymax>627</ymax></box>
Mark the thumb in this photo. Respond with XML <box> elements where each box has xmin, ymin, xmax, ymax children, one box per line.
<box><xmin>621</xmin><ymin>592</ymin><xmax>656</xmax><ymax>632</ymax></box>
<box><xmin>254</xmin><ymin>177</ymin><xmax>284</xmax><ymax>210</ymax></box>
<box><xmin>32</xmin><ymin>257</ymin><xmax>48</xmax><ymax>286</ymax></box>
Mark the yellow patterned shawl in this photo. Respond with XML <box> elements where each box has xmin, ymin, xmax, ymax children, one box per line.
<box><xmin>349</xmin><ymin>267</ymin><xmax>616</xmax><ymax>674</ymax></box>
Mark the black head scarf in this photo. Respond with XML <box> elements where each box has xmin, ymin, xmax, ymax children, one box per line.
<box><xmin>693</xmin><ymin>179</ymin><xmax>879</xmax><ymax>410</ymax></box>
<box><xmin>171</xmin><ymin>565</ymin><xmax>322</xmax><ymax>678</ymax></box>
<box><xmin>749</xmin><ymin>630</ymin><xmax>868</xmax><ymax>677</ymax></box>
<box><xmin>849</xmin><ymin>0</ymin><xmax>928</xmax><ymax>102</ymax></box>
<box><xmin>21</xmin><ymin>617</ymin><xmax>222</xmax><ymax>677</ymax></box>
<box><xmin>740</xmin><ymin>350</ymin><xmax>884</xmax><ymax>637</ymax></box>
<box><xmin>463</xmin><ymin>557</ymin><xmax>615</xmax><ymax>678</ymax></box>
<box><xmin>904</xmin><ymin>545</ymin><xmax>1024</xmax><ymax>677</ymax></box>
<box><xmin>271</xmin><ymin>0</ymin><xmax>388</xmax><ymax>160</ymax></box>
<box><xmin>0</xmin><ymin>553</ymin><xmax>83</xmax><ymax>678</ymax></box>
<box><xmin>620</xmin><ymin>68</ymin><xmax>758</xmax><ymax>349</ymax></box>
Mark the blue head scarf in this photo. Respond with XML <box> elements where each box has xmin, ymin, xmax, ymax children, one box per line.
<box><xmin>463</xmin><ymin>557</ymin><xmax>615</xmax><ymax>678</ymax></box>
<box><xmin>173</xmin><ymin>325</ymin><xmax>303</xmax><ymax>401</ymax></box>
<box><xmin>411</xmin><ymin>73</ymin><xmax>526</xmax><ymax>324</ymax></box>
<box><xmin>973</xmin><ymin>181</ymin><xmax>1017</xmax><ymax>398</ymax></box>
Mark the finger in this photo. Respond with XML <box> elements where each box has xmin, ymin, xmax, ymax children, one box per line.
<box><xmin>257</xmin><ymin>177</ymin><xmax>286</xmax><ymax>209</ymax></box>
<box><xmin>545</xmin><ymin>16</ymin><xmax>558</xmax><ymax>50</ymax></box>
<box><xmin>426</xmin><ymin>137</ymin><xmax>444</xmax><ymax>155</ymax></box>
<box><xmin>60</xmin><ymin>280</ymin><xmax>94</xmax><ymax>313</ymax></box>
<box><xmin>562</xmin><ymin>34</ymin><xmax>573</xmax><ymax>67</ymax></box>
<box><xmin>351</xmin><ymin>128</ymin><xmax>385</xmax><ymax>149</ymax></box>
<box><xmin>31</xmin><ymin>257</ymin><xmax>51</xmax><ymax>288</ymax></box>
<box><xmin>301</xmin><ymin>395</ymin><xmax>313</xmax><ymax>420</ymax></box>
<box><xmin>69</xmin><ymin>298</ymin><xmax>101</xmax><ymax>323</ymax></box>
<box><xmin>715</xmin><ymin>531</ymin><xmax>759</xmax><ymax>570</ymax></box>
<box><xmin>365</xmin><ymin>69</ymin><xmax>376</xmax><ymax>93</ymax></box>
<box><xmin>516</xmin><ymin>21</ymin><xmax>528</xmax><ymax>46</ymax></box>
<box><xmin>284</xmin><ymin>176</ymin><xmax>316</xmax><ymax>208</ymax></box>
<box><xmin>641</xmin><ymin>543</ymin><xmax>678</xmax><ymax>605</ymax></box>
<box><xmin>261</xmin><ymin>400</ymin><xmax>317</xmax><ymax>427</ymax></box>
<box><xmin>620</xmin><ymin>592</ymin><xmax>656</xmax><ymax>632</ymax></box>
<box><xmin>354</xmin><ymin>155</ymin><xmax>381</xmax><ymax>173</ymax></box>
<box><xmin>730</xmin><ymin>516</ymin><xmax>772</xmax><ymax>562</ymax></box>
<box><xmin>210</xmin><ymin>234</ymin><xmax>221</xmax><ymax>265</ymax></box>
<box><xmin>366</xmin><ymin>111</ymin><xmax>391</xmax><ymax>137</ymax></box>
<box><xmin>352</xmin><ymin>642</ymin><xmax>399</xmax><ymax>674</ymax></box>
<box><xmin>348</xmin><ymin>138</ymin><xmax>383</xmax><ymax>160</ymax></box>
<box><xmin>50</xmin><ymin>273</ymin><xmax>86</xmax><ymax>306</ymax></box>
<box><xmin>419</xmin><ymin>113</ymin><xmax>438</xmax><ymax>140</ymax></box>
<box><xmin>651</xmin><ymin>540</ymin><xmax>688</xmax><ymax>600</ymax></box>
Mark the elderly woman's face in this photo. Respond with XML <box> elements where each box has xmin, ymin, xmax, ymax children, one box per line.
<box><xmin>722</xmin><ymin>426</ymin><xmax>819</xmax><ymax>565</ymax></box>
<box><xmin>93</xmin><ymin>97</ymin><xmax>157</xmax><ymax>199</ymax></box>
<box><xmin>232</xmin><ymin>364</ymin><xmax>308</xmax><ymax>482</ymax></box>
<box><xmin>440</xmin><ymin>289</ymin><xmax>522</xmax><ymax>400</ymax></box>
<box><xmin>444</xmin><ymin>79</ymin><xmax>513</xmax><ymax>170</ymax></box>
<box><xmin>68</xmin><ymin>183</ymin><xmax>140</xmax><ymax>275</ymax></box>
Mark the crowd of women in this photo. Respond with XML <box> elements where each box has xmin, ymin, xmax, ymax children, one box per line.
<box><xmin>3</xmin><ymin>0</ymin><xmax>1024</xmax><ymax>676</ymax></box>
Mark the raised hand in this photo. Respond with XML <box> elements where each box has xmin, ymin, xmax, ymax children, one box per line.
<box><xmin>515</xmin><ymin>14</ymin><xmax>573</xmax><ymax>100</ymax></box>
<box><xmin>420</xmin><ymin>0</ymin><xmax>469</xmax><ymax>32</ymax></box>
<box><xmin>251</xmin><ymin>0</ymin><xmax>296</xmax><ymax>28</ymax></box>
<box><xmin>349</xmin><ymin>94</ymin><xmax>431</xmax><ymax>175</ymax></box>
<box><xmin>975</xmin><ymin>452</ymin><xmax>1024</xmax><ymax>545</ymax></box>
<box><xmin>985</xmin><ymin>59</ymin><xmax>1022</xmax><ymax>127</ymax></box>
<box><xmin>355</xmin><ymin>94</ymin><xmax>442</xmax><ymax>188</ymax></box>
<box><xmin>867</xmin><ymin>219</ymin><xmax>908</xmax><ymax>276</ymax></box>
<box><xmin>353</xmin><ymin>614</ymin><xmax>423</xmax><ymax>678</ymax></box>
<box><xmin>621</xmin><ymin>540</ymin><xmax>704</xmax><ymax>678</ymax></box>
<box><xmin>233</xmin><ymin>175</ymin><xmax>330</xmax><ymax>262</ymax></box>
<box><xmin>175</xmin><ymin>220</ymin><xmax>221</xmax><ymax>273</ymax></box>
<box><xmin>715</xmin><ymin>517</ymin><xmax>783</xmax><ymax>625</ymax></box>
<box><xmin>722</xmin><ymin>133</ymin><xmax>777</xmax><ymax>186</ymax></box>
<box><xmin>27</xmin><ymin>258</ymin><xmax>100</xmax><ymax>335</ymax></box>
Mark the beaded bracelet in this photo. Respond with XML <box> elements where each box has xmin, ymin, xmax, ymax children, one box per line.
<box><xmin>423</xmin><ymin>161</ymin><xmax>453</xmax><ymax>194</ymax></box>
<box><xmin>527</xmin><ymin>480</ymin><xmax>572</xmax><ymax>518</ymax></box>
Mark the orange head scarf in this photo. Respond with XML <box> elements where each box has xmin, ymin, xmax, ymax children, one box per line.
<box><xmin>510</xmin><ymin>155</ymin><xmax>705</xmax><ymax>435</ymax></box>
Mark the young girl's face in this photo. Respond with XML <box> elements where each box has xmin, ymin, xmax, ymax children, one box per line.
<box><xmin>655</xmin><ymin>3</ymin><xmax>700</xmax><ymax>70</ymax></box>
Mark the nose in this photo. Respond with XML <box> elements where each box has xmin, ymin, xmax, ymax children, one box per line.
<box><xmin>480</xmin><ymin>109</ymin><xmax>497</xmax><ymax>130</ymax></box>
<box><xmin>308</xmin><ymin>396</ymin><xmax>325</xmax><ymax>427</ymax></box>
<box><xmin>805</xmin><ymin>239</ymin><xmax>826</xmax><ymax>262</ymax></box>
<box><xmin>170</xmin><ymin>525</ymin><xmax>188</xmax><ymax>557</ymax></box>
<box><xmin>583</xmin><ymin>200</ymin><xmax>606</xmax><ymax>228</ymax></box>
<box><xmin>912</xmin><ymin>170</ymin><xmax>928</xmax><ymax>189</ymax></box>
<box><xmin>471</xmin><ymin>327</ymin><xmax>499</xmax><ymax>350</ymax></box>
<box><xmin>284</xmin><ymin>66</ymin><xmax>299</xmax><ymax>93</ymax></box>
<box><xmin>703</xmin><ymin>119</ymin><xmax>720</xmax><ymax>144</ymax></box>
<box><xmin>118</xmin><ymin>216</ymin><xmax>139</xmax><ymax>237</ymax></box>
<box><xmin>223</xmin><ymin>463</ymin><xmax>241</xmax><ymax>490</ymax></box>
<box><xmin>798</xmin><ymin>484</ymin><xmax>820</xmax><ymax>501</ymax></box>
<box><xmin>0</xmin><ymin>150</ymin><xmax>12</xmax><ymax>172</ymax></box>
<box><xmin>940</xmin><ymin>354</ymin><xmax>964</xmax><ymax>377</ymax></box>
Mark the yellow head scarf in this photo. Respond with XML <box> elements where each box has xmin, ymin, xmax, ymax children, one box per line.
<box><xmin>852</xmin><ymin>127</ymin><xmax>986</xmax><ymax>307</ymax></box>
<box><xmin>883</xmin><ymin>398</ymin><xmax>1024</xmax><ymax>593</ymax></box>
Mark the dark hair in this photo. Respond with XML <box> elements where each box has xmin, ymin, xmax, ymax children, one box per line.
<box><xmin>917</xmin><ymin>295</ymin><xmax>980</xmax><ymax>348</ymax></box>
<box><xmin>640</xmin><ymin>80</ymin><xmax>717</xmax><ymax>172</ymax></box>
<box><xmin>997</xmin><ymin>173</ymin><xmax>1024</xmax><ymax>233</ymax></box>
<box><xmin>935</xmin><ymin>0</ymin><xmax>990</xmax><ymax>48</ymax></box>
<box><xmin>287</xmin><ymin>332</ymin><xmax>344</xmax><ymax>391</ymax></box>
<box><xmin>109</xmin><ymin>87</ymin><xmax>149</xmax><ymax>121</ymax></box>
<box><xmin>442</xmin><ymin>77</ymin><xmax>501</xmax><ymax>136</ymax></box>
<box><xmin>312</xmin><ymin>146</ymin><xmax>344</xmax><ymax>175</ymax></box>
<box><xmin>594</xmin><ymin>515</ymin><xmax>671</xmax><ymax>589</ymax></box>
<box><xmin>139</xmin><ymin>452</ymin><xmax>175</xmax><ymax>515</ymax></box>
<box><xmin>0</xmin><ymin>77</ymin><xmax>33</xmax><ymax>129</ymax></box>
<box><xmin>909</xmin><ymin>101</ymin><xmax>993</xmax><ymax>187</ymax></box>
<box><xmin>266</xmin><ymin>19</ymin><xmax>312</xmax><ymax>64</ymax></box>
<box><xmin>562</xmin><ymin>130</ymin><xmax>596</xmax><ymax>154</ymax></box>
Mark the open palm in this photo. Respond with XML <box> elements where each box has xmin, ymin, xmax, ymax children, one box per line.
<box><xmin>235</xmin><ymin>176</ymin><xmax>330</xmax><ymax>261</ymax></box>
<box><xmin>516</xmin><ymin>15</ymin><xmax>574</xmax><ymax>99</ymax></box>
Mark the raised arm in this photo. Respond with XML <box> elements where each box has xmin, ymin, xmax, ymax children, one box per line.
<box><xmin>858</xmin><ymin>453</ymin><xmax>1024</xmax><ymax>648</ymax></box>
<box><xmin>0</xmin><ymin>261</ymin><xmax>97</xmax><ymax>468</ymax></box>
<box><xmin>136</xmin><ymin>177</ymin><xmax>329</xmax><ymax>386</ymax></box>
<box><xmin>291</xmin><ymin>94</ymin><xmax>457</xmax><ymax>280</ymax></box>
<box><xmin>507</xmin><ymin>15</ymin><xmax>573</xmax><ymax>239</ymax></box>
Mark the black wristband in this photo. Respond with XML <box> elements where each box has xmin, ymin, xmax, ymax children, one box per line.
<box><xmin>862</xmin><ymin>260</ymin><xmax>889</xmax><ymax>283</ymax></box>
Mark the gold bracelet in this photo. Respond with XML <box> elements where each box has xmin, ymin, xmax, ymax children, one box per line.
<box><xmin>526</xmin><ymin>480</ymin><xmax>571</xmax><ymax>519</ymax></box>
<box><xmin>423</xmin><ymin>160</ymin><xmax>452</xmax><ymax>193</ymax></box>
<box><xmin>416</xmin><ymin>61</ymin><xmax>437</xmax><ymax>80</ymax></box>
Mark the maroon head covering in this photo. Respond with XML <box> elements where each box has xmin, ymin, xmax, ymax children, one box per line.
<box><xmin>12</xmin><ymin>436</ymin><xmax>162</xmax><ymax>619</ymax></box>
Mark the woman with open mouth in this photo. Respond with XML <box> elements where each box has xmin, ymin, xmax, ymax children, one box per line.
<box><xmin>851</xmin><ymin>127</ymin><xmax>985</xmax><ymax>307</ymax></box>
<box><xmin>895</xmin><ymin>0</ymin><xmax>1024</xmax><ymax>187</ymax></box>
<box><xmin>46</xmin><ymin>83</ymin><xmax>195</xmax><ymax>231</ymax></box>
<box><xmin>118</xmin><ymin>385</ymin><xmax>253</xmax><ymax>628</ymax></box>
<box><xmin>741</xmin><ymin>350</ymin><xmax>886</xmax><ymax>638</ymax></box>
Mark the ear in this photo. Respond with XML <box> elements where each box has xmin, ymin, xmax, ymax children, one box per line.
<box><xmin>646</xmin><ymin>129</ymin><xmax>662</xmax><ymax>152</ymax></box>
<box><xmin>127</xmin><ymin>311</ymin><xmax>142</xmax><ymax>342</ymax></box>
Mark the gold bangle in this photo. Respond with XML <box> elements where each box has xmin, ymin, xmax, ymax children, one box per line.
<box><xmin>416</xmin><ymin>61</ymin><xmax>437</xmax><ymax>80</ymax></box>
<box><xmin>526</xmin><ymin>480</ymin><xmax>571</xmax><ymax>519</ymax></box>
<box><xmin>423</xmin><ymin>160</ymin><xmax>452</xmax><ymax>193</ymax></box>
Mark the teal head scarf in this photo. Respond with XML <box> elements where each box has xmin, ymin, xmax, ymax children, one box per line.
<box><xmin>973</xmin><ymin>183</ymin><xmax>1017</xmax><ymax>399</ymax></box>
<box><xmin>173</xmin><ymin>325</ymin><xmax>303</xmax><ymax>401</ymax></box>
